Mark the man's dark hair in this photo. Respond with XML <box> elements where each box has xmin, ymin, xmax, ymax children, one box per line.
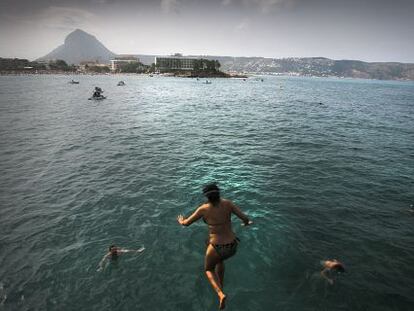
<box><xmin>203</xmin><ymin>183</ymin><xmax>220</xmax><ymax>205</ymax></box>
<box><xmin>109</xmin><ymin>244</ymin><xmax>116</xmax><ymax>251</ymax></box>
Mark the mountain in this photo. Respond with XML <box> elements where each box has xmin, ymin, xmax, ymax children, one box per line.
<box><xmin>37</xmin><ymin>29</ymin><xmax>116</xmax><ymax>65</ymax></box>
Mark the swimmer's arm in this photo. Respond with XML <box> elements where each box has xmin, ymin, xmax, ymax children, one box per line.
<box><xmin>119</xmin><ymin>249</ymin><xmax>134</xmax><ymax>253</ymax></box>
<box><xmin>321</xmin><ymin>268</ymin><xmax>334</xmax><ymax>285</ymax></box>
<box><xmin>97</xmin><ymin>252</ymin><xmax>110</xmax><ymax>271</ymax></box>
<box><xmin>230</xmin><ymin>202</ymin><xmax>252</xmax><ymax>226</ymax></box>
<box><xmin>119</xmin><ymin>247</ymin><xmax>145</xmax><ymax>254</ymax></box>
<box><xmin>177</xmin><ymin>207</ymin><xmax>204</xmax><ymax>226</ymax></box>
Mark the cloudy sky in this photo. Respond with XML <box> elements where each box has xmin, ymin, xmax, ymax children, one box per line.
<box><xmin>1</xmin><ymin>0</ymin><xmax>413</xmax><ymax>62</ymax></box>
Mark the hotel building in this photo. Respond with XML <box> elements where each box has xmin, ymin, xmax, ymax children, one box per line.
<box><xmin>110</xmin><ymin>56</ymin><xmax>140</xmax><ymax>71</ymax></box>
<box><xmin>155</xmin><ymin>55</ymin><xmax>197</xmax><ymax>71</ymax></box>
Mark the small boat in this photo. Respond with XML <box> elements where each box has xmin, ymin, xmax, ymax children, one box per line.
<box><xmin>117</xmin><ymin>81</ymin><xmax>125</xmax><ymax>86</ymax></box>
<box><xmin>69</xmin><ymin>80</ymin><xmax>79</xmax><ymax>84</ymax></box>
<box><xmin>88</xmin><ymin>96</ymin><xmax>106</xmax><ymax>100</ymax></box>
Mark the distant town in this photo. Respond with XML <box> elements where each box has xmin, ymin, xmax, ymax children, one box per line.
<box><xmin>0</xmin><ymin>54</ymin><xmax>233</xmax><ymax>78</ymax></box>
<box><xmin>1</xmin><ymin>29</ymin><xmax>414</xmax><ymax>80</ymax></box>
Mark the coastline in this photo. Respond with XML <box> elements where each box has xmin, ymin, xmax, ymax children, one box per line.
<box><xmin>1</xmin><ymin>71</ymin><xmax>412</xmax><ymax>82</ymax></box>
<box><xmin>0</xmin><ymin>70</ymin><xmax>248</xmax><ymax>78</ymax></box>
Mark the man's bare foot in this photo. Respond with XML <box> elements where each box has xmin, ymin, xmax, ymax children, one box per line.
<box><xmin>218</xmin><ymin>292</ymin><xmax>227</xmax><ymax>309</ymax></box>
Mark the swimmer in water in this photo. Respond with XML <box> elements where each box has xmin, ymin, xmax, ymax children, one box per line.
<box><xmin>320</xmin><ymin>259</ymin><xmax>346</xmax><ymax>285</ymax></box>
<box><xmin>177</xmin><ymin>183</ymin><xmax>252</xmax><ymax>309</ymax></box>
<box><xmin>409</xmin><ymin>204</ymin><xmax>414</xmax><ymax>213</ymax></box>
<box><xmin>97</xmin><ymin>245</ymin><xmax>145</xmax><ymax>271</ymax></box>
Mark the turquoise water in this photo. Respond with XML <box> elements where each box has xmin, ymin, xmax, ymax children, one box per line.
<box><xmin>0</xmin><ymin>75</ymin><xmax>413</xmax><ymax>311</ymax></box>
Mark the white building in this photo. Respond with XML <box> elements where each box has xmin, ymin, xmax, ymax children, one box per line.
<box><xmin>110</xmin><ymin>56</ymin><xmax>140</xmax><ymax>71</ymax></box>
<box><xmin>155</xmin><ymin>56</ymin><xmax>196</xmax><ymax>71</ymax></box>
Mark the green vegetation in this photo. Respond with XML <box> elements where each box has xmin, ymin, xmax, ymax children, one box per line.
<box><xmin>86</xmin><ymin>65</ymin><xmax>110</xmax><ymax>73</ymax></box>
<box><xmin>188</xmin><ymin>59</ymin><xmax>225</xmax><ymax>77</ymax></box>
<box><xmin>48</xmin><ymin>60</ymin><xmax>75</xmax><ymax>71</ymax></box>
<box><xmin>0</xmin><ymin>58</ymin><xmax>77</xmax><ymax>72</ymax></box>
<box><xmin>0</xmin><ymin>58</ymin><xmax>46</xmax><ymax>71</ymax></box>
<box><xmin>117</xmin><ymin>62</ymin><xmax>148</xmax><ymax>73</ymax></box>
<box><xmin>192</xmin><ymin>59</ymin><xmax>221</xmax><ymax>71</ymax></box>
<box><xmin>149</xmin><ymin>63</ymin><xmax>156</xmax><ymax>72</ymax></box>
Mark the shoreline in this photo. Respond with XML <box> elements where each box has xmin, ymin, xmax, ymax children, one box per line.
<box><xmin>0</xmin><ymin>71</ymin><xmax>412</xmax><ymax>82</ymax></box>
<box><xmin>0</xmin><ymin>70</ymin><xmax>248</xmax><ymax>78</ymax></box>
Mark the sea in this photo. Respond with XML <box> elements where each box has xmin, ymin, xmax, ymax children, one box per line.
<box><xmin>0</xmin><ymin>74</ymin><xmax>413</xmax><ymax>311</ymax></box>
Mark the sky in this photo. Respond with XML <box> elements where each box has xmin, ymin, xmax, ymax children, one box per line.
<box><xmin>1</xmin><ymin>0</ymin><xmax>413</xmax><ymax>62</ymax></box>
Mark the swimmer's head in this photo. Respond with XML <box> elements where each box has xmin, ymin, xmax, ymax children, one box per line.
<box><xmin>203</xmin><ymin>183</ymin><xmax>220</xmax><ymax>204</ymax></box>
<box><xmin>109</xmin><ymin>245</ymin><xmax>117</xmax><ymax>253</ymax></box>
<box><xmin>333</xmin><ymin>263</ymin><xmax>346</xmax><ymax>273</ymax></box>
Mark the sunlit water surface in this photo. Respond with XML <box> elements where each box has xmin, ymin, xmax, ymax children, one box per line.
<box><xmin>0</xmin><ymin>75</ymin><xmax>413</xmax><ymax>311</ymax></box>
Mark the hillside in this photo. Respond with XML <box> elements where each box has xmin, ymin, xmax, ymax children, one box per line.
<box><xmin>37</xmin><ymin>29</ymin><xmax>115</xmax><ymax>65</ymax></box>
<box><xmin>201</xmin><ymin>56</ymin><xmax>414</xmax><ymax>80</ymax></box>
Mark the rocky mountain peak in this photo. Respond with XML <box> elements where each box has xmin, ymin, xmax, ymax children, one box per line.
<box><xmin>38</xmin><ymin>29</ymin><xmax>116</xmax><ymax>65</ymax></box>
